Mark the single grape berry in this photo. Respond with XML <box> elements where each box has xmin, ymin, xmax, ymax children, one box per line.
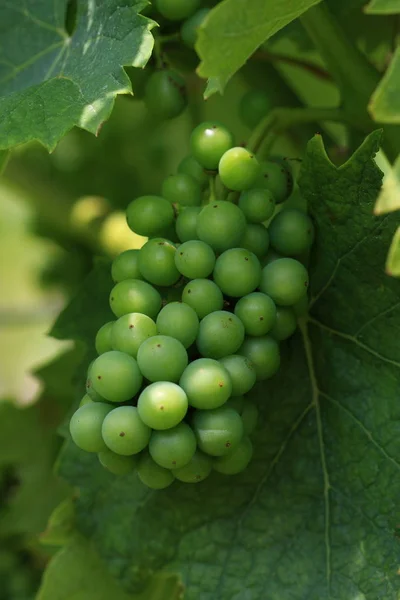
<box><xmin>239</xmin><ymin>90</ymin><xmax>270</xmax><ymax>129</ymax></box>
<box><xmin>109</xmin><ymin>279</ymin><xmax>162</xmax><ymax>319</ymax></box>
<box><xmin>239</xmin><ymin>188</ymin><xmax>276</xmax><ymax>224</ymax></box>
<box><xmin>218</xmin><ymin>147</ymin><xmax>260</xmax><ymax>191</ymax></box>
<box><xmin>239</xmin><ymin>336</ymin><xmax>280</xmax><ymax>381</ymax></box>
<box><xmin>156</xmin><ymin>0</ymin><xmax>200</xmax><ymax>21</ymax></box>
<box><xmin>260</xmin><ymin>258</ymin><xmax>309</xmax><ymax>306</ymax></box>
<box><xmin>175</xmin><ymin>240</ymin><xmax>216</xmax><ymax>279</ymax></box>
<box><xmin>255</xmin><ymin>159</ymin><xmax>293</xmax><ymax>204</ymax></box>
<box><xmin>144</xmin><ymin>70</ymin><xmax>187</xmax><ymax>120</ymax></box>
<box><xmin>156</xmin><ymin>302</ymin><xmax>199</xmax><ymax>348</ymax></box>
<box><xmin>196</xmin><ymin>311</ymin><xmax>245</xmax><ymax>359</ymax></box>
<box><xmin>182</xmin><ymin>278</ymin><xmax>224</xmax><ymax>319</ymax></box>
<box><xmin>176</xmin><ymin>206</ymin><xmax>201</xmax><ymax>242</ymax></box>
<box><xmin>111</xmin><ymin>312</ymin><xmax>157</xmax><ymax>357</ymax></box>
<box><xmin>162</xmin><ymin>173</ymin><xmax>202</xmax><ymax>207</ymax></box>
<box><xmin>95</xmin><ymin>321</ymin><xmax>115</xmax><ymax>355</ymax></box>
<box><xmin>178</xmin><ymin>155</ymin><xmax>208</xmax><ymax>188</ymax></box>
<box><xmin>268</xmin><ymin>208</ymin><xmax>314</xmax><ymax>256</ymax></box>
<box><xmin>69</xmin><ymin>403</ymin><xmax>113</xmax><ymax>453</ymax></box>
<box><xmin>213</xmin><ymin>248</ymin><xmax>261</xmax><ymax>298</ymax></box>
<box><xmin>149</xmin><ymin>422</ymin><xmax>197</xmax><ymax>469</ymax></box>
<box><xmin>79</xmin><ymin>394</ymin><xmax>93</xmax><ymax>407</ymax></box>
<box><xmin>137</xmin><ymin>381</ymin><xmax>188</xmax><ymax>430</ymax></box>
<box><xmin>213</xmin><ymin>437</ymin><xmax>253</xmax><ymax>474</ymax></box>
<box><xmin>190</xmin><ymin>122</ymin><xmax>234</xmax><ymax>170</ymax></box>
<box><xmin>126</xmin><ymin>195</ymin><xmax>174</xmax><ymax>237</ymax></box>
<box><xmin>219</xmin><ymin>355</ymin><xmax>257</xmax><ymax>396</ymax></box>
<box><xmin>173</xmin><ymin>450</ymin><xmax>213</xmax><ymax>483</ymax></box>
<box><xmin>181</xmin><ymin>8</ymin><xmax>210</xmax><ymax>47</ymax></box>
<box><xmin>270</xmin><ymin>306</ymin><xmax>297</xmax><ymax>341</ymax></box>
<box><xmin>192</xmin><ymin>406</ymin><xmax>244</xmax><ymax>456</ymax></box>
<box><xmin>98</xmin><ymin>449</ymin><xmax>138</xmax><ymax>475</ymax></box>
<box><xmin>138</xmin><ymin>238</ymin><xmax>180</xmax><ymax>287</ymax></box>
<box><xmin>137</xmin><ymin>335</ymin><xmax>188</xmax><ymax>382</ymax></box>
<box><xmin>234</xmin><ymin>292</ymin><xmax>277</xmax><ymax>336</ymax></box>
<box><xmin>102</xmin><ymin>406</ymin><xmax>151</xmax><ymax>455</ymax></box>
<box><xmin>91</xmin><ymin>351</ymin><xmax>143</xmax><ymax>403</ymax></box>
<box><xmin>137</xmin><ymin>452</ymin><xmax>175</xmax><ymax>489</ymax></box>
<box><xmin>179</xmin><ymin>358</ymin><xmax>232</xmax><ymax>409</ymax></box>
<box><xmin>240</xmin><ymin>223</ymin><xmax>270</xmax><ymax>259</ymax></box>
<box><xmin>196</xmin><ymin>201</ymin><xmax>246</xmax><ymax>253</ymax></box>
<box><xmin>111</xmin><ymin>249</ymin><xmax>143</xmax><ymax>283</ymax></box>
<box><xmin>226</xmin><ymin>398</ymin><xmax>258</xmax><ymax>435</ymax></box>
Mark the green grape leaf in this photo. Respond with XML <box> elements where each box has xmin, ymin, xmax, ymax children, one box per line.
<box><xmin>369</xmin><ymin>47</ymin><xmax>400</xmax><ymax>123</ymax></box>
<box><xmin>0</xmin><ymin>1</ymin><xmax>154</xmax><ymax>151</ymax></box>
<box><xmin>374</xmin><ymin>153</ymin><xmax>400</xmax><ymax>215</ymax></box>
<box><xmin>52</xmin><ymin>131</ymin><xmax>400</xmax><ymax>598</ymax></box>
<box><xmin>196</xmin><ymin>0</ymin><xmax>322</xmax><ymax>94</ymax></box>
<box><xmin>386</xmin><ymin>226</ymin><xmax>400</xmax><ymax>276</ymax></box>
<box><xmin>0</xmin><ymin>150</ymin><xmax>9</xmax><ymax>174</ymax></box>
<box><xmin>365</xmin><ymin>0</ymin><xmax>400</xmax><ymax>13</ymax></box>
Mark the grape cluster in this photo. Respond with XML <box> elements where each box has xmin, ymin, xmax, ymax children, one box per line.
<box><xmin>70</xmin><ymin>121</ymin><xmax>313</xmax><ymax>489</ymax></box>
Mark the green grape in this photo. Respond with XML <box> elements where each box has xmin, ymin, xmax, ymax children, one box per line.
<box><xmin>138</xmin><ymin>381</ymin><xmax>188</xmax><ymax>430</ymax></box>
<box><xmin>197</xmin><ymin>311</ymin><xmax>245</xmax><ymax>359</ymax></box>
<box><xmin>293</xmin><ymin>294</ymin><xmax>309</xmax><ymax>317</ymax></box>
<box><xmin>137</xmin><ymin>335</ymin><xmax>188</xmax><ymax>382</ymax></box>
<box><xmin>156</xmin><ymin>302</ymin><xmax>199</xmax><ymax>348</ymax></box>
<box><xmin>255</xmin><ymin>159</ymin><xmax>293</xmax><ymax>204</ymax></box>
<box><xmin>138</xmin><ymin>238</ymin><xmax>180</xmax><ymax>287</ymax></box>
<box><xmin>239</xmin><ymin>90</ymin><xmax>270</xmax><ymax>129</ymax></box>
<box><xmin>85</xmin><ymin>369</ymin><xmax>105</xmax><ymax>402</ymax></box>
<box><xmin>190</xmin><ymin>121</ymin><xmax>234</xmax><ymax>170</ymax></box>
<box><xmin>69</xmin><ymin>403</ymin><xmax>113</xmax><ymax>453</ymax></box>
<box><xmin>178</xmin><ymin>155</ymin><xmax>208</xmax><ymax>188</ymax></box>
<box><xmin>162</xmin><ymin>173</ymin><xmax>201</xmax><ymax>207</ymax></box>
<box><xmin>260</xmin><ymin>258</ymin><xmax>309</xmax><ymax>306</ymax></box>
<box><xmin>240</xmin><ymin>223</ymin><xmax>270</xmax><ymax>259</ymax></box>
<box><xmin>181</xmin><ymin>8</ymin><xmax>210</xmax><ymax>47</ymax></box>
<box><xmin>225</xmin><ymin>395</ymin><xmax>245</xmax><ymax>413</ymax></box>
<box><xmin>196</xmin><ymin>201</ymin><xmax>246</xmax><ymax>253</ymax></box>
<box><xmin>149</xmin><ymin>422</ymin><xmax>197</xmax><ymax>469</ymax></box>
<box><xmin>173</xmin><ymin>450</ymin><xmax>212</xmax><ymax>482</ymax></box>
<box><xmin>192</xmin><ymin>406</ymin><xmax>244</xmax><ymax>456</ymax></box>
<box><xmin>261</xmin><ymin>250</ymin><xmax>283</xmax><ymax>267</ymax></box>
<box><xmin>182</xmin><ymin>278</ymin><xmax>223</xmax><ymax>319</ymax></box>
<box><xmin>137</xmin><ymin>452</ymin><xmax>175</xmax><ymax>489</ymax></box>
<box><xmin>102</xmin><ymin>406</ymin><xmax>151</xmax><ymax>455</ymax></box>
<box><xmin>213</xmin><ymin>437</ymin><xmax>253</xmax><ymax>474</ymax></box>
<box><xmin>268</xmin><ymin>208</ymin><xmax>314</xmax><ymax>256</ymax></box>
<box><xmin>219</xmin><ymin>355</ymin><xmax>257</xmax><ymax>396</ymax></box>
<box><xmin>218</xmin><ymin>147</ymin><xmax>260</xmax><ymax>191</ymax></box>
<box><xmin>270</xmin><ymin>306</ymin><xmax>297</xmax><ymax>341</ymax></box>
<box><xmin>175</xmin><ymin>240</ymin><xmax>216</xmax><ymax>279</ymax></box>
<box><xmin>241</xmin><ymin>401</ymin><xmax>258</xmax><ymax>435</ymax></box>
<box><xmin>91</xmin><ymin>351</ymin><xmax>143</xmax><ymax>403</ymax></box>
<box><xmin>156</xmin><ymin>0</ymin><xmax>200</xmax><ymax>21</ymax></box>
<box><xmin>126</xmin><ymin>195</ymin><xmax>174</xmax><ymax>237</ymax></box>
<box><xmin>109</xmin><ymin>279</ymin><xmax>162</xmax><ymax>318</ymax></box>
<box><xmin>79</xmin><ymin>394</ymin><xmax>93</xmax><ymax>407</ymax></box>
<box><xmin>111</xmin><ymin>249</ymin><xmax>143</xmax><ymax>283</ymax></box>
<box><xmin>179</xmin><ymin>358</ymin><xmax>232</xmax><ymax>409</ymax></box>
<box><xmin>239</xmin><ymin>188</ymin><xmax>275</xmax><ymax>224</ymax></box>
<box><xmin>176</xmin><ymin>206</ymin><xmax>201</xmax><ymax>242</ymax></box>
<box><xmin>239</xmin><ymin>336</ymin><xmax>280</xmax><ymax>381</ymax></box>
<box><xmin>98</xmin><ymin>449</ymin><xmax>138</xmax><ymax>475</ymax></box>
<box><xmin>95</xmin><ymin>321</ymin><xmax>115</xmax><ymax>355</ymax></box>
<box><xmin>144</xmin><ymin>70</ymin><xmax>187</xmax><ymax>120</ymax></box>
<box><xmin>213</xmin><ymin>248</ymin><xmax>261</xmax><ymax>297</ymax></box>
<box><xmin>111</xmin><ymin>312</ymin><xmax>157</xmax><ymax>357</ymax></box>
<box><xmin>234</xmin><ymin>292</ymin><xmax>276</xmax><ymax>336</ymax></box>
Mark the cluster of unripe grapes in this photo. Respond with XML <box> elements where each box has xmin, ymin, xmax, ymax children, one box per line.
<box><xmin>69</xmin><ymin>121</ymin><xmax>313</xmax><ymax>489</ymax></box>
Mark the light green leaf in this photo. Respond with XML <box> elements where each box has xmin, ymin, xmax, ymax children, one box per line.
<box><xmin>196</xmin><ymin>0</ymin><xmax>322</xmax><ymax>94</ymax></box>
<box><xmin>365</xmin><ymin>0</ymin><xmax>400</xmax><ymax>14</ymax></box>
<box><xmin>369</xmin><ymin>47</ymin><xmax>400</xmax><ymax>123</ymax></box>
<box><xmin>0</xmin><ymin>151</ymin><xmax>9</xmax><ymax>174</ymax></box>
<box><xmin>374</xmin><ymin>153</ymin><xmax>400</xmax><ymax>215</ymax></box>
<box><xmin>386</xmin><ymin>226</ymin><xmax>400</xmax><ymax>276</ymax></box>
<box><xmin>0</xmin><ymin>1</ymin><xmax>154</xmax><ymax>151</ymax></box>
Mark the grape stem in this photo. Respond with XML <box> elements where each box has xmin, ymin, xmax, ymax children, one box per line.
<box><xmin>157</xmin><ymin>32</ymin><xmax>181</xmax><ymax>44</ymax></box>
<box><xmin>208</xmin><ymin>175</ymin><xmax>217</xmax><ymax>202</ymax></box>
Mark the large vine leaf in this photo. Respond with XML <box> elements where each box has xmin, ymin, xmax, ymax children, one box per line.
<box><xmin>365</xmin><ymin>0</ymin><xmax>400</xmax><ymax>13</ymax></box>
<box><xmin>49</xmin><ymin>131</ymin><xmax>400</xmax><ymax>598</ymax></box>
<box><xmin>0</xmin><ymin>0</ymin><xmax>154</xmax><ymax>151</ymax></box>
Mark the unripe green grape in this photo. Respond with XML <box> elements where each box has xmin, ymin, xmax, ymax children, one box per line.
<box><xmin>239</xmin><ymin>336</ymin><xmax>280</xmax><ymax>381</ymax></box>
<box><xmin>270</xmin><ymin>306</ymin><xmax>297</xmax><ymax>341</ymax></box>
<box><xmin>241</xmin><ymin>401</ymin><xmax>259</xmax><ymax>435</ymax></box>
<box><xmin>98</xmin><ymin>449</ymin><xmax>138</xmax><ymax>475</ymax></box>
<box><xmin>137</xmin><ymin>381</ymin><xmax>188</xmax><ymax>430</ymax></box>
<box><xmin>138</xmin><ymin>238</ymin><xmax>180</xmax><ymax>287</ymax></box>
<box><xmin>111</xmin><ymin>249</ymin><xmax>143</xmax><ymax>283</ymax></box>
<box><xmin>178</xmin><ymin>155</ymin><xmax>208</xmax><ymax>188</ymax></box>
<box><xmin>197</xmin><ymin>311</ymin><xmax>245</xmax><ymax>359</ymax></box>
<box><xmin>190</xmin><ymin>121</ymin><xmax>234</xmax><ymax>170</ymax></box>
<box><xmin>239</xmin><ymin>90</ymin><xmax>270</xmax><ymax>129</ymax></box>
<box><xmin>182</xmin><ymin>278</ymin><xmax>223</xmax><ymax>319</ymax></box>
<box><xmin>111</xmin><ymin>312</ymin><xmax>157</xmax><ymax>357</ymax></box>
<box><xmin>239</xmin><ymin>188</ymin><xmax>276</xmax><ymax>224</ymax></box>
<box><xmin>179</xmin><ymin>358</ymin><xmax>232</xmax><ymax>409</ymax></box>
<box><xmin>219</xmin><ymin>355</ymin><xmax>256</xmax><ymax>396</ymax></box>
<box><xmin>175</xmin><ymin>240</ymin><xmax>215</xmax><ymax>279</ymax></box>
<box><xmin>162</xmin><ymin>173</ymin><xmax>202</xmax><ymax>207</ymax></box>
<box><xmin>213</xmin><ymin>437</ymin><xmax>253</xmax><ymax>474</ymax></box>
<box><xmin>137</xmin><ymin>452</ymin><xmax>175</xmax><ymax>489</ymax></box>
<box><xmin>181</xmin><ymin>9</ymin><xmax>210</xmax><ymax>48</ymax></box>
<box><xmin>196</xmin><ymin>201</ymin><xmax>246</xmax><ymax>253</ymax></box>
<box><xmin>234</xmin><ymin>292</ymin><xmax>276</xmax><ymax>336</ymax></box>
<box><xmin>149</xmin><ymin>422</ymin><xmax>197</xmax><ymax>469</ymax></box>
<box><xmin>91</xmin><ymin>351</ymin><xmax>143</xmax><ymax>403</ymax></box>
<box><xmin>173</xmin><ymin>450</ymin><xmax>212</xmax><ymax>483</ymax></box>
<box><xmin>95</xmin><ymin>321</ymin><xmax>115</xmax><ymax>355</ymax></box>
<box><xmin>137</xmin><ymin>335</ymin><xmax>188</xmax><ymax>382</ymax></box>
<box><xmin>192</xmin><ymin>406</ymin><xmax>244</xmax><ymax>456</ymax></box>
<box><xmin>156</xmin><ymin>302</ymin><xmax>199</xmax><ymax>348</ymax></box>
<box><xmin>260</xmin><ymin>258</ymin><xmax>308</xmax><ymax>306</ymax></box>
<box><xmin>86</xmin><ymin>369</ymin><xmax>106</xmax><ymax>402</ymax></box>
<box><xmin>109</xmin><ymin>279</ymin><xmax>162</xmax><ymax>318</ymax></box>
<box><xmin>79</xmin><ymin>394</ymin><xmax>93</xmax><ymax>407</ymax></box>
<box><xmin>240</xmin><ymin>223</ymin><xmax>269</xmax><ymax>259</ymax></box>
<box><xmin>226</xmin><ymin>395</ymin><xmax>245</xmax><ymax>413</ymax></box>
<box><xmin>144</xmin><ymin>70</ymin><xmax>187</xmax><ymax>120</ymax></box>
<box><xmin>156</xmin><ymin>0</ymin><xmax>200</xmax><ymax>21</ymax></box>
<box><xmin>213</xmin><ymin>248</ymin><xmax>261</xmax><ymax>298</ymax></box>
<box><xmin>176</xmin><ymin>206</ymin><xmax>201</xmax><ymax>242</ymax></box>
<box><xmin>70</xmin><ymin>403</ymin><xmax>113</xmax><ymax>453</ymax></box>
<box><xmin>268</xmin><ymin>208</ymin><xmax>314</xmax><ymax>256</ymax></box>
<box><xmin>218</xmin><ymin>147</ymin><xmax>260</xmax><ymax>191</ymax></box>
<box><xmin>102</xmin><ymin>406</ymin><xmax>151</xmax><ymax>455</ymax></box>
<box><xmin>261</xmin><ymin>250</ymin><xmax>283</xmax><ymax>267</ymax></box>
<box><xmin>255</xmin><ymin>159</ymin><xmax>293</xmax><ymax>204</ymax></box>
<box><xmin>126</xmin><ymin>195</ymin><xmax>174</xmax><ymax>237</ymax></box>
